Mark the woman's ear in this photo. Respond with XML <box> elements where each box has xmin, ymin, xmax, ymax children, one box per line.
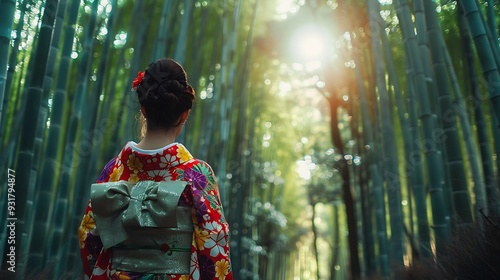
<box><xmin>140</xmin><ymin>106</ymin><xmax>146</xmax><ymax>119</ymax></box>
<box><xmin>180</xmin><ymin>109</ymin><xmax>191</xmax><ymax>124</ymax></box>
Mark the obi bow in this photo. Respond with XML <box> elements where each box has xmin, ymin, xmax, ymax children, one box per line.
<box><xmin>90</xmin><ymin>180</ymin><xmax>188</xmax><ymax>249</ymax></box>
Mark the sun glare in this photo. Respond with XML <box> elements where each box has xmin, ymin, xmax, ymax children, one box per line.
<box><xmin>296</xmin><ymin>160</ymin><xmax>312</xmax><ymax>180</ymax></box>
<box><xmin>290</xmin><ymin>24</ymin><xmax>331</xmax><ymax>64</ymax></box>
<box><xmin>298</xmin><ymin>35</ymin><xmax>325</xmax><ymax>59</ymax></box>
<box><xmin>296</xmin><ymin>155</ymin><xmax>317</xmax><ymax>180</ymax></box>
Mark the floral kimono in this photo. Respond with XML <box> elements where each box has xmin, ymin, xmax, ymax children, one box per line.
<box><xmin>79</xmin><ymin>142</ymin><xmax>232</xmax><ymax>280</ymax></box>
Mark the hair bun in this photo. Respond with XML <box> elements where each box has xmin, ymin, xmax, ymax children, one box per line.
<box><xmin>159</xmin><ymin>80</ymin><xmax>185</xmax><ymax>94</ymax></box>
<box><xmin>136</xmin><ymin>58</ymin><xmax>195</xmax><ymax>131</ymax></box>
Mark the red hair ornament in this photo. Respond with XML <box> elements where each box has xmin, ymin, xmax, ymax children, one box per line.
<box><xmin>132</xmin><ymin>71</ymin><xmax>145</xmax><ymax>91</ymax></box>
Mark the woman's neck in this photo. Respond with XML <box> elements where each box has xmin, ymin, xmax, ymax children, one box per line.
<box><xmin>135</xmin><ymin>129</ymin><xmax>177</xmax><ymax>150</ymax></box>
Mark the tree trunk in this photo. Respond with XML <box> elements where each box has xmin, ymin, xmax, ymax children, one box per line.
<box><xmin>329</xmin><ymin>96</ymin><xmax>360</xmax><ymax>279</ymax></box>
<box><xmin>311</xmin><ymin>203</ymin><xmax>321</xmax><ymax>280</ymax></box>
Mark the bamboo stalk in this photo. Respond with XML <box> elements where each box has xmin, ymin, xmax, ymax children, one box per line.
<box><xmin>227</xmin><ymin>0</ymin><xmax>258</xmax><ymax>274</ymax></box>
<box><xmin>0</xmin><ymin>0</ymin><xmax>21</xmax><ymax>144</ymax></box>
<box><xmin>394</xmin><ymin>0</ymin><xmax>451</xmax><ymax>256</ymax></box>
<box><xmin>0</xmin><ymin>0</ymin><xmax>16</xmax><ymax>265</ymax></box>
<box><xmin>368</xmin><ymin>0</ymin><xmax>405</xmax><ymax>266</ymax></box>
<box><xmin>76</xmin><ymin>0</ymin><xmax>118</xmax><ymax>215</ymax></box>
<box><xmin>422</xmin><ymin>0</ymin><xmax>474</xmax><ymax>223</ymax></box>
<box><xmin>454</xmin><ymin>4</ymin><xmax>499</xmax><ymax>217</ymax></box>
<box><xmin>0</xmin><ymin>0</ymin><xmax>16</xmax><ymax>125</ymax></box>
<box><xmin>13</xmin><ymin>0</ymin><xmax>60</xmax><ymax>276</ymax></box>
<box><xmin>46</xmin><ymin>0</ymin><xmax>98</xmax><ymax>276</ymax></box>
<box><xmin>459</xmin><ymin>0</ymin><xmax>500</xmax><ymax>126</ymax></box>
<box><xmin>26</xmin><ymin>0</ymin><xmax>67</xmax><ymax>271</ymax></box>
<box><xmin>355</xmin><ymin>59</ymin><xmax>390</xmax><ymax>277</ymax></box>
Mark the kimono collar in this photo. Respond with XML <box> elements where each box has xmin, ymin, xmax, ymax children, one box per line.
<box><xmin>118</xmin><ymin>141</ymin><xmax>194</xmax><ymax>170</ymax></box>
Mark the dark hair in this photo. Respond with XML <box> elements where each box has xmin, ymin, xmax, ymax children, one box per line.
<box><xmin>135</xmin><ymin>58</ymin><xmax>195</xmax><ymax>131</ymax></box>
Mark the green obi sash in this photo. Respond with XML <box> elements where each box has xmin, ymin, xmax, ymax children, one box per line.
<box><xmin>90</xmin><ymin>180</ymin><xmax>193</xmax><ymax>274</ymax></box>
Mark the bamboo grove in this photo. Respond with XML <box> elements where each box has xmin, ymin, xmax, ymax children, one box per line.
<box><xmin>0</xmin><ymin>0</ymin><xmax>499</xmax><ymax>279</ymax></box>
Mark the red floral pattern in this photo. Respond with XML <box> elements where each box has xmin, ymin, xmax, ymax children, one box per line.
<box><xmin>79</xmin><ymin>142</ymin><xmax>232</xmax><ymax>280</ymax></box>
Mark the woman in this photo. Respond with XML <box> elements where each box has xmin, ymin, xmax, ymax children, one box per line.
<box><xmin>79</xmin><ymin>58</ymin><xmax>232</xmax><ymax>280</ymax></box>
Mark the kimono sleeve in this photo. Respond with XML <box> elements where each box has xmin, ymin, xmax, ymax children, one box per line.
<box><xmin>78</xmin><ymin>157</ymin><xmax>115</xmax><ymax>278</ymax></box>
<box><xmin>188</xmin><ymin>162</ymin><xmax>233</xmax><ymax>280</ymax></box>
<box><xmin>78</xmin><ymin>201</ymin><xmax>102</xmax><ymax>278</ymax></box>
